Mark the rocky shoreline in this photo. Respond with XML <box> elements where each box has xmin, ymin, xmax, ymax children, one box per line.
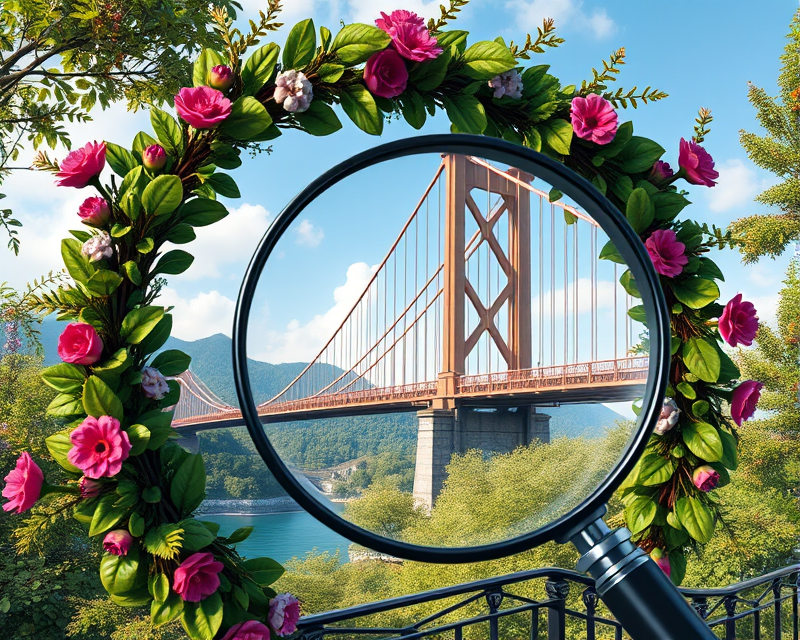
<box><xmin>196</xmin><ymin>497</ymin><xmax>303</xmax><ymax>515</ymax></box>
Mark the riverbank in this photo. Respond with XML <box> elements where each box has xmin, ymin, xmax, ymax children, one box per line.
<box><xmin>197</xmin><ymin>497</ymin><xmax>303</xmax><ymax>516</ymax></box>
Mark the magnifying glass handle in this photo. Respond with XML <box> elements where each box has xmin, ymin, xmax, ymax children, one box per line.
<box><xmin>562</xmin><ymin>513</ymin><xmax>716</xmax><ymax>640</ymax></box>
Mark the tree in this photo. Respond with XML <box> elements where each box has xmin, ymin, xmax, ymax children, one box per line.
<box><xmin>729</xmin><ymin>11</ymin><xmax>800</xmax><ymax>263</ymax></box>
<box><xmin>0</xmin><ymin>0</ymin><xmax>247</xmax><ymax>254</ymax></box>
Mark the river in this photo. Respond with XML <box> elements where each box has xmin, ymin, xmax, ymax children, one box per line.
<box><xmin>203</xmin><ymin>509</ymin><xmax>352</xmax><ymax>564</ymax></box>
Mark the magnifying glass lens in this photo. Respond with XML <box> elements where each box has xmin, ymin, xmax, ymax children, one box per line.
<box><xmin>243</xmin><ymin>152</ymin><xmax>651</xmax><ymax>550</ymax></box>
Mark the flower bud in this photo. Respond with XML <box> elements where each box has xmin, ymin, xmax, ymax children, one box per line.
<box><xmin>79</xmin><ymin>476</ymin><xmax>103</xmax><ymax>498</ymax></box>
<box><xmin>142</xmin><ymin>144</ymin><xmax>167</xmax><ymax>171</ymax></box>
<box><xmin>78</xmin><ymin>196</ymin><xmax>110</xmax><ymax>227</ymax></box>
<box><xmin>655</xmin><ymin>397</ymin><xmax>680</xmax><ymax>435</ymax></box>
<box><xmin>692</xmin><ymin>465</ymin><xmax>720</xmax><ymax>492</ymax></box>
<box><xmin>650</xmin><ymin>548</ymin><xmax>671</xmax><ymax>576</ymax></box>
<box><xmin>208</xmin><ymin>65</ymin><xmax>234</xmax><ymax>92</ymax></box>
<box><xmin>103</xmin><ymin>529</ymin><xmax>133</xmax><ymax>556</ymax></box>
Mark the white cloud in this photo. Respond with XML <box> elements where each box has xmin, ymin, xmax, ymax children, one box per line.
<box><xmin>748</xmin><ymin>294</ymin><xmax>779</xmax><ymax>329</ymax></box>
<box><xmin>294</xmin><ymin>219</ymin><xmax>324</xmax><ymax>247</ymax></box>
<box><xmin>707</xmin><ymin>159</ymin><xmax>762</xmax><ymax>213</ymax></box>
<box><xmin>171</xmin><ymin>202</ymin><xmax>274</xmax><ymax>280</ymax></box>
<box><xmin>345</xmin><ymin>0</ymin><xmax>439</xmax><ymax>24</ymax></box>
<box><xmin>159</xmin><ymin>288</ymin><xmax>237</xmax><ymax>341</ymax></box>
<box><xmin>253</xmin><ymin>261</ymin><xmax>376</xmax><ymax>363</ymax></box>
<box><xmin>504</xmin><ymin>0</ymin><xmax>617</xmax><ymax>39</ymax></box>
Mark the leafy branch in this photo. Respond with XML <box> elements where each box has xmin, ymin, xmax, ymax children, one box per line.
<box><xmin>427</xmin><ymin>0</ymin><xmax>471</xmax><ymax>34</ymax></box>
<box><xmin>210</xmin><ymin>2</ymin><xmax>283</xmax><ymax>66</ymax></box>
<box><xmin>693</xmin><ymin>107</ymin><xmax>713</xmax><ymax>144</ymax></box>
<box><xmin>580</xmin><ymin>47</ymin><xmax>627</xmax><ymax>94</ymax></box>
<box><xmin>603</xmin><ymin>85</ymin><xmax>669</xmax><ymax>109</ymax></box>
<box><xmin>508</xmin><ymin>19</ymin><xmax>565</xmax><ymax>59</ymax></box>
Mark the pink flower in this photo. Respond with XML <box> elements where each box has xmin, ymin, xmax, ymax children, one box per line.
<box><xmin>221</xmin><ymin>620</ymin><xmax>272</xmax><ymax>640</ymax></box>
<box><xmin>209</xmin><ymin>65</ymin><xmax>235</xmax><ymax>92</ymax></box>
<box><xmin>174</xmin><ymin>86</ymin><xmax>232</xmax><ymax>129</ymax></box>
<box><xmin>645</xmin><ymin>229</ymin><xmax>688</xmax><ymax>278</ymax></box>
<box><xmin>103</xmin><ymin>529</ymin><xmax>133</xmax><ymax>555</ymax></box>
<box><xmin>678</xmin><ymin>138</ymin><xmax>719</xmax><ymax>187</ymax></box>
<box><xmin>1</xmin><ymin>452</ymin><xmax>44</xmax><ymax>514</ymax></box>
<box><xmin>655</xmin><ymin>397</ymin><xmax>680</xmax><ymax>435</ymax></box>
<box><xmin>570</xmin><ymin>94</ymin><xmax>618</xmax><ymax>145</ymax></box>
<box><xmin>78</xmin><ymin>197</ymin><xmax>110</xmax><ymax>227</ymax></box>
<box><xmin>376</xmin><ymin>10</ymin><xmax>442</xmax><ymax>62</ymax></box>
<box><xmin>173</xmin><ymin>552</ymin><xmax>224</xmax><ymax>602</ymax></box>
<box><xmin>79</xmin><ymin>476</ymin><xmax>103</xmax><ymax>498</ymax></box>
<box><xmin>649</xmin><ymin>160</ymin><xmax>674</xmax><ymax>182</ymax></box>
<box><xmin>141</xmin><ymin>367</ymin><xmax>169</xmax><ymax>400</ymax></box>
<box><xmin>142</xmin><ymin>144</ymin><xmax>167</xmax><ymax>171</ymax></box>
<box><xmin>692</xmin><ymin>465</ymin><xmax>720</xmax><ymax>492</ymax></box>
<box><xmin>719</xmin><ymin>293</ymin><xmax>758</xmax><ymax>348</ymax></box>
<box><xmin>363</xmin><ymin>49</ymin><xmax>408</xmax><ymax>99</ymax></box>
<box><xmin>56</xmin><ymin>141</ymin><xmax>106</xmax><ymax>188</ymax></box>
<box><xmin>57</xmin><ymin>322</ymin><xmax>104</xmax><ymax>365</ymax></box>
<box><xmin>731</xmin><ymin>380</ymin><xmax>763</xmax><ymax>426</ymax></box>
<box><xmin>269</xmin><ymin>593</ymin><xmax>301</xmax><ymax>637</ymax></box>
<box><xmin>67</xmin><ymin>416</ymin><xmax>131</xmax><ymax>479</ymax></box>
<box><xmin>650</xmin><ymin>548</ymin><xmax>670</xmax><ymax>577</ymax></box>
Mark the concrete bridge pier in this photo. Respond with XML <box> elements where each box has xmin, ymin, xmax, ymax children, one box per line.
<box><xmin>176</xmin><ymin>430</ymin><xmax>200</xmax><ymax>454</ymax></box>
<box><xmin>412</xmin><ymin>406</ymin><xmax>551</xmax><ymax>507</ymax></box>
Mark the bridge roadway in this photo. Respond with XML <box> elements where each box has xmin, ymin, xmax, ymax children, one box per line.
<box><xmin>172</xmin><ymin>356</ymin><xmax>648</xmax><ymax>431</ymax></box>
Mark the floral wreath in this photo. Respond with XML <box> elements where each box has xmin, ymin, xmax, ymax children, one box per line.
<box><xmin>1</xmin><ymin>4</ymin><xmax>762</xmax><ymax>638</ymax></box>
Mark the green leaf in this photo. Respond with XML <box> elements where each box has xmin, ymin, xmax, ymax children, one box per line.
<box><xmin>83</xmin><ymin>375</ymin><xmax>124</xmax><ymax>420</ymax></box>
<box><xmin>242</xmin><ymin>556</ymin><xmax>285</xmax><ymax>586</ymax></box>
<box><xmin>611</xmin><ymin>175</ymin><xmax>633</xmax><ymax>202</ymax></box>
<box><xmin>461</xmin><ymin>40</ymin><xmax>516</xmax><ymax>79</ymax></box>
<box><xmin>181</xmin><ymin>593</ymin><xmax>223</xmax><ymax>640</ymax></box>
<box><xmin>164</xmin><ymin>224</ymin><xmax>197</xmax><ymax>245</ymax></box>
<box><xmin>180</xmin><ymin>519</ymin><xmax>216</xmax><ymax>551</ymax></box>
<box><xmin>61</xmin><ymin>238</ymin><xmax>95</xmax><ymax>285</ymax></box>
<box><xmin>152</xmin><ymin>591</ymin><xmax>184</xmax><ymax>627</ymax></box>
<box><xmin>94</xmin><ymin>348</ymin><xmax>131</xmax><ymax>376</ymax></box>
<box><xmin>331</xmin><ymin>23</ymin><xmax>391</xmax><ymax>64</ymax></box>
<box><xmin>105</xmin><ymin>143</ymin><xmax>140</xmax><ymax>177</ymax></box>
<box><xmin>170</xmin><ymin>453</ymin><xmax>206</xmax><ymax>515</ymax></box>
<box><xmin>652</xmin><ymin>191</ymin><xmax>690</xmax><ymax>221</ymax></box>
<box><xmin>132</xmin><ymin>132</ymin><xmax>159</xmax><ymax>156</ymax></box>
<box><xmin>437</xmin><ymin>30</ymin><xmax>469</xmax><ymax>52</ymax></box>
<box><xmin>719</xmin><ymin>429</ymin><xmax>738</xmax><ymax>470</ymax></box>
<box><xmin>45</xmin><ymin>430</ymin><xmax>81</xmax><ymax>473</ymax></box>
<box><xmin>599</xmin><ymin>240</ymin><xmax>626</xmax><ymax>264</ymax></box>
<box><xmin>619</xmin><ymin>269</ymin><xmax>641</xmax><ymax>298</ymax></box>
<box><xmin>596</xmin><ymin>121</ymin><xmax>633</xmax><ymax>158</ymax></box>
<box><xmin>110</xmin><ymin>223</ymin><xmax>131</xmax><ymax>238</ymax></box>
<box><xmin>193</xmin><ymin>49</ymin><xmax>223</xmax><ymax>87</ymax></box>
<box><xmin>539</xmin><ymin>119</ymin><xmax>572</xmax><ymax>155</ymax></box>
<box><xmin>638</xmin><ymin>454</ymin><xmax>675</xmax><ymax>486</ymax></box>
<box><xmin>138</xmin><ymin>314</ymin><xmax>173</xmax><ymax>355</ymax></box>
<box><xmin>283</xmin><ymin>19</ymin><xmax>316</xmax><ymax>68</ymax></box>
<box><xmin>675</xmin><ymin>496</ymin><xmax>714</xmax><ymax>543</ymax></box>
<box><xmin>221</xmin><ymin>97</ymin><xmax>272</xmax><ymax>140</ymax></box>
<box><xmin>144</xmin><ymin>523</ymin><xmax>184</xmax><ymax>559</ymax></box>
<box><xmin>442</xmin><ymin>93</ymin><xmax>486</xmax><ymax>135</ymax></box>
<box><xmin>627</xmin><ymin>305</ymin><xmax>647</xmax><ymax>323</ymax></box>
<box><xmin>136</xmin><ymin>238</ymin><xmax>154</xmax><ymax>254</ymax></box>
<box><xmin>100</xmin><ymin>544</ymin><xmax>145</xmax><ymax>595</ymax></box>
<box><xmin>142</xmin><ymin>486</ymin><xmax>162</xmax><ymax>503</ymax></box>
<box><xmin>129</xmin><ymin>512</ymin><xmax>145</xmax><ymax>537</ymax></box>
<box><xmin>42</xmin><ymin>363</ymin><xmax>85</xmax><ymax>394</ymax></box>
<box><xmin>85</xmin><ymin>270</ymin><xmax>124</xmax><ymax>296</ymax></box>
<box><xmin>151</xmin><ymin>108</ymin><xmax>183</xmax><ymax>155</ymax></box>
<box><xmin>340</xmin><ymin>85</ymin><xmax>383</xmax><ymax>135</ymax></box>
<box><xmin>409</xmin><ymin>47</ymin><xmax>452</xmax><ymax>91</ymax></box>
<box><xmin>717</xmin><ymin>347</ymin><xmax>740</xmax><ymax>384</ymax></box>
<box><xmin>682</xmin><ymin>337</ymin><xmax>721</xmax><ymax>383</ymax></box>
<box><xmin>671</xmin><ymin>278</ymin><xmax>720</xmax><ymax>310</ymax></box>
<box><xmin>676</xmin><ymin>381</ymin><xmax>696</xmax><ymax>400</ymax></box>
<box><xmin>181</xmin><ymin>198</ymin><xmax>229</xmax><ymax>227</ymax></box>
<box><xmin>624</xmin><ymin>494</ymin><xmax>657</xmax><ymax>534</ymax></box>
<box><xmin>151</xmin><ymin>349</ymin><xmax>192</xmax><ymax>376</ymax></box>
<box><xmin>121</xmin><ymin>307</ymin><xmax>165</xmax><ymax>345</ymax></box>
<box><xmin>669</xmin><ymin>549</ymin><xmax>687</xmax><ymax>586</ymax></box>
<box><xmin>625</xmin><ymin>188</ymin><xmax>654</xmax><ymax>233</ymax></box>
<box><xmin>152</xmin><ymin>250</ymin><xmax>194</xmax><ymax>276</ymax></box>
<box><xmin>664</xmin><ymin>524</ymin><xmax>689</xmax><ymax>549</ymax></box>
<box><xmin>121</xmin><ymin>261</ymin><xmax>142</xmax><ymax>285</ymax></box>
<box><xmin>206</xmin><ymin>173</ymin><xmax>240</xmax><ymax>199</ymax></box>
<box><xmin>46</xmin><ymin>393</ymin><xmax>84</xmax><ymax>417</ymax></box>
<box><xmin>226</xmin><ymin>526</ymin><xmax>254</xmax><ymax>544</ymax></box>
<box><xmin>617</xmin><ymin>136</ymin><xmax>665</xmax><ymax>173</ymax></box>
<box><xmin>90</xmin><ymin>494</ymin><xmax>128</xmax><ymax>536</ymax></box>
<box><xmin>126</xmin><ymin>424</ymin><xmax>151</xmax><ymax>456</ymax></box>
<box><xmin>318</xmin><ymin>63</ymin><xmax>344</xmax><ymax>83</ymax></box>
<box><xmin>142</xmin><ymin>175</ymin><xmax>183</xmax><ymax>216</ymax></box>
<box><xmin>294</xmin><ymin>100</ymin><xmax>343</xmax><ymax>136</ymax></box>
<box><xmin>681</xmin><ymin>421</ymin><xmax>723</xmax><ymax>462</ymax></box>
<box><xmin>199</xmin><ymin>521</ymin><xmax>221</xmax><ymax>536</ymax></box>
<box><xmin>691</xmin><ymin>400</ymin><xmax>710</xmax><ymax>417</ymax></box>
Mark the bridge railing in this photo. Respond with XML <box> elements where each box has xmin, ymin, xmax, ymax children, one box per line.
<box><xmin>296</xmin><ymin>563</ymin><xmax>800</xmax><ymax>640</ymax></box>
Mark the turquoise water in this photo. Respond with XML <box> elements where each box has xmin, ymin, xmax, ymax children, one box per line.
<box><xmin>203</xmin><ymin>509</ymin><xmax>352</xmax><ymax>564</ymax></box>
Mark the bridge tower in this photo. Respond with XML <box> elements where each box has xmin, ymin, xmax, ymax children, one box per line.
<box><xmin>413</xmin><ymin>155</ymin><xmax>550</xmax><ymax>507</ymax></box>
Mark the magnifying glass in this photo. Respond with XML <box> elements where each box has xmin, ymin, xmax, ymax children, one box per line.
<box><xmin>232</xmin><ymin>134</ymin><xmax>714</xmax><ymax>639</ymax></box>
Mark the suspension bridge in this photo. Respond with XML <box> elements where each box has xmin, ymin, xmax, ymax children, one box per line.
<box><xmin>171</xmin><ymin>154</ymin><xmax>648</xmax><ymax>503</ymax></box>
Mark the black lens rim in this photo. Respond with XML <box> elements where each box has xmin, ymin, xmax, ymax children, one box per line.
<box><xmin>232</xmin><ymin>134</ymin><xmax>670</xmax><ymax>564</ymax></box>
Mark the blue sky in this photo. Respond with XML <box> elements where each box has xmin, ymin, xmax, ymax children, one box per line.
<box><xmin>2</xmin><ymin>0</ymin><xmax>798</xmax><ymax>369</ymax></box>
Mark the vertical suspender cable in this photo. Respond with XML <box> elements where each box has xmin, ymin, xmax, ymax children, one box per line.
<box><xmin>564</xmin><ymin>219</ymin><xmax>568</xmax><ymax>365</ymax></box>
<box><xmin>538</xmin><ymin>196</ymin><xmax>543</xmax><ymax>367</ymax></box>
<box><xmin>550</xmin><ymin>203</ymin><xmax>555</xmax><ymax>366</ymax></box>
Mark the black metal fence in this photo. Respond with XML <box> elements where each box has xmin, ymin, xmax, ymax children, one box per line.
<box><xmin>296</xmin><ymin>564</ymin><xmax>800</xmax><ymax>640</ymax></box>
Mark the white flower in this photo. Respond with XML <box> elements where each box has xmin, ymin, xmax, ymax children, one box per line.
<box><xmin>274</xmin><ymin>70</ymin><xmax>313</xmax><ymax>113</ymax></box>
<box><xmin>81</xmin><ymin>231</ymin><xmax>113</xmax><ymax>262</ymax></box>
<box><xmin>655</xmin><ymin>397</ymin><xmax>680</xmax><ymax>435</ymax></box>
<box><xmin>488</xmin><ymin>69</ymin><xmax>524</xmax><ymax>100</ymax></box>
<box><xmin>141</xmin><ymin>366</ymin><xmax>170</xmax><ymax>400</ymax></box>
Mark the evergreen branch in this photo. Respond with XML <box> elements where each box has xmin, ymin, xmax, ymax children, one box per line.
<box><xmin>692</xmin><ymin>107</ymin><xmax>713</xmax><ymax>143</ymax></box>
<box><xmin>427</xmin><ymin>0</ymin><xmax>470</xmax><ymax>34</ymax></box>
<box><xmin>602</xmin><ymin>85</ymin><xmax>669</xmax><ymax>109</ymax></box>
<box><xmin>580</xmin><ymin>47</ymin><xmax>626</xmax><ymax>95</ymax></box>
<box><xmin>508</xmin><ymin>19</ymin><xmax>564</xmax><ymax>59</ymax></box>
